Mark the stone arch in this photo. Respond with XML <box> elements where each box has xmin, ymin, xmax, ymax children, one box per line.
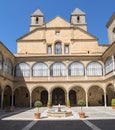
<box><xmin>54</xmin><ymin>41</ymin><xmax>62</xmax><ymax>54</ymax></box>
<box><xmin>106</xmin><ymin>84</ymin><xmax>115</xmax><ymax>106</ymax></box>
<box><xmin>15</xmin><ymin>62</ymin><xmax>30</xmax><ymax>77</ymax></box>
<box><xmin>32</xmin><ymin>62</ymin><xmax>48</xmax><ymax>77</ymax></box>
<box><xmin>88</xmin><ymin>86</ymin><xmax>104</xmax><ymax>106</ymax></box>
<box><xmin>50</xmin><ymin>62</ymin><xmax>66</xmax><ymax>76</ymax></box>
<box><xmin>14</xmin><ymin>86</ymin><xmax>30</xmax><ymax>107</ymax></box>
<box><xmin>69</xmin><ymin>86</ymin><xmax>86</xmax><ymax>106</ymax></box>
<box><xmin>52</xmin><ymin>87</ymin><xmax>66</xmax><ymax>105</ymax></box>
<box><xmin>86</xmin><ymin>61</ymin><xmax>103</xmax><ymax>76</ymax></box>
<box><xmin>0</xmin><ymin>85</ymin><xmax>2</xmax><ymax>108</ymax></box>
<box><xmin>0</xmin><ymin>53</ymin><xmax>4</xmax><ymax>70</ymax></box>
<box><xmin>4</xmin><ymin>85</ymin><xmax>12</xmax><ymax>107</ymax></box>
<box><xmin>68</xmin><ymin>61</ymin><xmax>85</xmax><ymax>76</ymax></box>
<box><xmin>4</xmin><ymin>58</ymin><xmax>13</xmax><ymax>75</ymax></box>
<box><xmin>32</xmin><ymin>86</ymin><xmax>48</xmax><ymax>107</ymax></box>
<box><xmin>105</xmin><ymin>56</ymin><xmax>113</xmax><ymax>74</ymax></box>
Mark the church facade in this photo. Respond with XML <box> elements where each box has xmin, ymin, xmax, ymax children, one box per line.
<box><xmin>0</xmin><ymin>8</ymin><xmax>115</xmax><ymax>108</ymax></box>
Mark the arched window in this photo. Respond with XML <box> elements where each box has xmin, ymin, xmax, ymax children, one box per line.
<box><xmin>35</xmin><ymin>17</ymin><xmax>39</xmax><ymax>24</ymax></box>
<box><xmin>105</xmin><ymin>57</ymin><xmax>113</xmax><ymax>74</ymax></box>
<box><xmin>77</xmin><ymin>16</ymin><xmax>80</xmax><ymax>23</ymax></box>
<box><xmin>87</xmin><ymin>62</ymin><xmax>103</xmax><ymax>76</ymax></box>
<box><xmin>32</xmin><ymin>62</ymin><xmax>48</xmax><ymax>77</ymax></box>
<box><xmin>0</xmin><ymin>54</ymin><xmax>3</xmax><ymax>70</ymax></box>
<box><xmin>4</xmin><ymin>59</ymin><xmax>13</xmax><ymax>75</ymax></box>
<box><xmin>50</xmin><ymin>62</ymin><xmax>66</xmax><ymax>76</ymax></box>
<box><xmin>68</xmin><ymin>62</ymin><xmax>84</xmax><ymax>76</ymax></box>
<box><xmin>114</xmin><ymin>56</ymin><xmax>115</xmax><ymax>69</ymax></box>
<box><xmin>113</xmin><ymin>28</ymin><xmax>115</xmax><ymax>34</ymax></box>
<box><xmin>55</xmin><ymin>42</ymin><xmax>62</xmax><ymax>54</ymax></box>
<box><xmin>15</xmin><ymin>63</ymin><xmax>30</xmax><ymax>77</ymax></box>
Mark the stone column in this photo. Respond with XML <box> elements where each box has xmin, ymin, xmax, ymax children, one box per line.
<box><xmin>112</xmin><ymin>55</ymin><xmax>115</xmax><ymax>71</ymax></box>
<box><xmin>86</xmin><ymin>91</ymin><xmax>88</xmax><ymax>107</ymax></box>
<box><xmin>11</xmin><ymin>91</ymin><xmax>14</xmax><ymax>107</ymax></box>
<box><xmin>1</xmin><ymin>90</ymin><xmax>4</xmax><ymax>109</ymax></box>
<box><xmin>66</xmin><ymin>91</ymin><xmax>70</xmax><ymax>107</ymax></box>
<box><xmin>30</xmin><ymin>93</ymin><xmax>32</xmax><ymax>108</ymax></box>
<box><xmin>66</xmin><ymin>68</ymin><xmax>68</xmax><ymax>80</ymax></box>
<box><xmin>48</xmin><ymin>92</ymin><xmax>52</xmax><ymax>106</ymax></box>
<box><xmin>104</xmin><ymin>90</ymin><xmax>107</xmax><ymax>107</ymax></box>
<box><xmin>85</xmin><ymin>67</ymin><xmax>87</xmax><ymax>79</ymax></box>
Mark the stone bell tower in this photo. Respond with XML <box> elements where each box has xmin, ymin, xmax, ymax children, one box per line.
<box><xmin>30</xmin><ymin>8</ymin><xmax>44</xmax><ymax>31</ymax></box>
<box><xmin>70</xmin><ymin>8</ymin><xmax>87</xmax><ymax>31</ymax></box>
<box><xmin>106</xmin><ymin>12</ymin><xmax>115</xmax><ymax>44</ymax></box>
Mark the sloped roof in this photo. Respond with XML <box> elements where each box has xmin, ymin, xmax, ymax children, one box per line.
<box><xmin>71</xmin><ymin>8</ymin><xmax>85</xmax><ymax>15</ymax></box>
<box><xmin>31</xmin><ymin>8</ymin><xmax>44</xmax><ymax>16</ymax></box>
<box><xmin>106</xmin><ymin>12</ymin><xmax>115</xmax><ymax>28</ymax></box>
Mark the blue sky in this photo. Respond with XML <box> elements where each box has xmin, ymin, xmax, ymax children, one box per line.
<box><xmin>0</xmin><ymin>0</ymin><xmax>115</xmax><ymax>54</ymax></box>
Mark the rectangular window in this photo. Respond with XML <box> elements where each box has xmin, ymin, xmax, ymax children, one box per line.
<box><xmin>64</xmin><ymin>45</ymin><xmax>69</xmax><ymax>54</ymax></box>
<box><xmin>55</xmin><ymin>30</ymin><xmax>60</xmax><ymax>36</ymax></box>
<box><xmin>47</xmin><ymin>45</ymin><xmax>52</xmax><ymax>54</ymax></box>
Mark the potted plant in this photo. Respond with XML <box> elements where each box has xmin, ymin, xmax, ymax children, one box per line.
<box><xmin>111</xmin><ymin>99</ymin><xmax>115</xmax><ymax>109</ymax></box>
<box><xmin>34</xmin><ymin>100</ymin><xmax>42</xmax><ymax>119</ymax></box>
<box><xmin>77</xmin><ymin>100</ymin><xmax>85</xmax><ymax>118</ymax></box>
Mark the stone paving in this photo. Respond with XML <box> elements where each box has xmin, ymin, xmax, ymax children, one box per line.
<box><xmin>0</xmin><ymin>106</ymin><xmax>115</xmax><ymax>121</ymax></box>
<box><xmin>0</xmin><ymin>106</ymin><xmax>115</xmax><ymax>130</ymax></box>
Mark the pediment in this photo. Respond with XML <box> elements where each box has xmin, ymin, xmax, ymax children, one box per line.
<box><xmin>46</xmin><ymin>16</ymin><xmax>70</xmax><ymax>27</ymax></box>
<box><xmin>73</xmin><ymin>28</ymin><xmax>98</xmax><ymax>40</ymax></box>
<box><xmin>17</xmin><ymin>29</ymin><xmax>44</xmax><ymax>41</ymax></box>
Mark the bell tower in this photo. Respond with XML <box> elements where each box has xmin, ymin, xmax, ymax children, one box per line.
<box><xmin>70</xmin><ymin>8</ymin><xmax>87</xmax><ymax>31</ymax></box>
<box><xmin>106</xmin><ymin>12</ymin><xmax>115</xmax><ymax>44</ymax></box>
<box><xmin>30</xmin><ymin>8</ymin><xmax>44</xmax><ymax>31</ymax></box>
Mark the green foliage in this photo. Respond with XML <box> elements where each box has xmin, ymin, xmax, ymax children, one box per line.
<box><xmin>77</xmin><ymin>100</ymin><xmax>85</xmax><ymax>106</ymax></box>
<box><xmin>34</xmin><ymin>101</ymin><xmax>42</xmax><ymax>108</ymax></box>
<box><xmin>111</xmin><ymin>99</ymin><xmax>115</xmax><ymax>106</ymax></box>
<box><xmin>77</xmin><ymin>100</ymin><xmax>85</xmax><ymax>112</ymax></box>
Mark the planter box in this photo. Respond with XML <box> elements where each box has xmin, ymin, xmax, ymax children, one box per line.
<box><xmin>34</xmin><ymin>113</ymin><xmax>41</xmax><ymax>119</ymax></box>
<box><xmin>78</xmin><ymin>112</ymin><xmax>85</xmax><ymax>118</ymax></box>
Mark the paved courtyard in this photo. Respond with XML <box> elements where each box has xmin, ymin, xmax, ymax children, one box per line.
<box><xmin>0</xmin><ymin>106</ymin><xmax>115</xmax><ymax>130</ymax></box>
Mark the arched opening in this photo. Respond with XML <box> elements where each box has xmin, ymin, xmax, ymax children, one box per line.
<box><xmin>50</xmin><ymin>62</ymin><xmax>66</xmax><ymax>76</ymax></box>
<box><xmin>69</xmin><ymin>86</ymin><xmax>85</xmax><ymax>106</ymax></box>
<box><xmin>14</xmin><ymin>87</ymin><xmax>30</xmax><ymax>107</ymax></box>
<box><xmin>0</xmin><ymin>86</ymin><xmax>2</xmax><ymax>108</ymax></box>
<box><xmin>0</xmin><ymin>54</ymin><xmax>3</xmax><ymax>70</ymax></box>
<box><xmin>69</xmin><ymin>90</ymin><xmax>76</xmax><ymax>106</ymax></box>
<box><xmin>32</xmin><ymin>62</ymin><xmax>48</xmax><ymax>77</ymax></box>
<box><xmin>52</xmin><ymin>88</ymin><xmax>65</xmax><ymax>105</ymax></box>
<box><xmin>105</xmin><ymin>57</ymin><xmax>113</xmax><ymax>74</ymax></box>
<box><xmin>32</xmin><ymin>87</ymin><xmax>48</xmax><ymax>107</ymax></box>
<box><xmin>68</xmin><ymin>61</ymin><xmax>84</xmax><ymax>76</ymax></box>
<box><xmin>4</xmin><ymin>86</ymin><xmax>12</xmax><ymax>108</ymax></box>
<box><xmin>55</xmin><ymin>42</ymin><xmax>62</xmax><ymax>54</ymax></box>
<box><xmin>88</xmin><ymin>86</ymin><xmax>104</xmax><ymax>106</ymax></box>
<box><xmin>4</xmin><ymin>59</ymin><xmax>13</xmax><ymax>75</ymax></box>
<box><xmin>87</xmin><ymin>61</ymin><xmax>103</xmax><ymax>76</ymax></box>
<box><xmin>106</xmin><ymin>84</ymin><xmax>115</xmax><ymax>106</ymax></box>
<box><xmin>41</xmin><ymin>90</ymin><xmax>48</xmax><ymax>106</ymax></box>
<box><xmin>15</xmin><ymin>62</ymin><xmax>30</xmax><ymax>77</ymax></box>
<box><xmin>36</xmin><ymin>17</ymin><xmax>39</xmax><ymax>24</ymax></box>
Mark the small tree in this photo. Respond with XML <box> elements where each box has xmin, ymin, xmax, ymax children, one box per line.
<box><xmin>34</xmin><ymin>100</ymin><xmax>42</xmax><ymax>113</ymax></box>
<box><xmin>77</xmin><ymin>100</ymin><xmax>85</xmax><ymax>112</ymax></box>
<box><xmin>111</xmin><ymin>99</ymin><xmax>115</xmax><ymax>106</ymax></box>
